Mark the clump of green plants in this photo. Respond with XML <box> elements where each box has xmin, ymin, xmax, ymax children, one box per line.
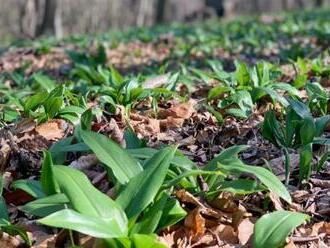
<box><xmin>262</xmin><ymin>98</ymin><xmax>330</xmax><ymax>184</ymax></box>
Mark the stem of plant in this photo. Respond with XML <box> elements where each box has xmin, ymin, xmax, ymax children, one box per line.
<box><xmin>283</xmin><ymin>148</ymin><xmax>291</xmax><ymax>186</ymax></box>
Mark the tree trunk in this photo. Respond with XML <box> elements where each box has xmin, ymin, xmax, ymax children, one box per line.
<box><xmin>156</xmin><ymin>0</ymin><xmax>166</xmax><ymax>22</ymax></box>
<box><xmin>37</xmin><ymin>0</ymin><xmax>57</xmax><ymax>36</ymax></box>
<box><xmin>315</xmin><ymin>0</ymin><xmax>323</xmax><ymax>6</ymax></box>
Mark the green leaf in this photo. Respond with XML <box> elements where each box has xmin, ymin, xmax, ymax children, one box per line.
<box><xmin>0</xmin><ymin>197</ymin><xmax>9</xmax><ymax>221</ymax></box>
<box><xmin>300</xmin><ymin>118</ymin><xmax>315</xmax><ymax>145</ymax></box>
<box><xmin>44</xmin><ymin>96</ymin><xmax>63</xmax><ymax>119</ymax></box>
<box><xmin>299</xmin><ymin>144</ymin><xmax>313</xmax><ymax>182</ymax></box>
<box><xmin>24</xmin><ymin>91</ymin><xmax>48</xmax><ymax>114</ymax></box>
<box><xmin>315</xmin><ymin>115</ymin><xmax>330</xmax><ymax>137</ymax></box>
<box><xmin>220</xmin><ymin>162</ymin><xmax>292</xmax><ymax>203</ymax></box>
<box><xmin>41</xmin><ymin>151</ymin><xmax>59</xmax><ymax>195</ymax></box>
<box><xmin>53</xmin><ymin>165</ymin><xmax>128</xmax><ymax>235</ymax></box>
<box><xmin>21</xmin><ymin>193</ymin><xmax>68</xmax><ymax>217</ymax></box>
<box><xmin>81</xmin><ymin>108</ymin><xmax>93</xmax><ymax>130</ymax></box>
<box><xmin>235</xmin><ymin>61</ymin><xmax>251</xmax><ymax>86</ymax></box>
<box><xmin>12</xmin><ymin>180</ymin><xmax>45</xmax><ymax>199</ymax></box>
<box><xmin>128</xmin><ymin>148</ymin><xmax>196</xmax><ymax>170</ymax></box>
<box><xmin>81</xmin><ymin>130</ymin><xmax>142</xmax><ymax>184</ymax></box>
<box><xmin>39</xmin><ymin>209</ymin><xmax>125</xmax><ymax>238</ymax></box>
<box><xmin>131</xmin><ymin>234</ymin><xmax>167</xmax><ymax>248</ymax></box>
<box><xmin>288</xmin><ymin>98</ymin><xmax>312</xmax><ymax>119</ymax></box>
<box><xmin>117</xmin><ymin>147</ymin><xmax>175</xmax><ymax>219</ymax></box>
<box><xmin>219</xmin><ymin>179</ymin><xmax>266</xmax><ymax>194</ymax></box>
<box><xmin>207</xmin><ymin>86</ymin><xmax>231</xmax><ymax>100</ymax></box>
<box><xmin>205</xmin><ymin>145</ymin><xmax>249</xmax><ymax>171</ymax></box>
<box><xmin>32</xmin><ymin>73</ymin><xmax>55</xmax><ymax>92</ymax></box>
<box><xmin>131</xmin><ymin>192</ymin><xmax>168</xmax><ymax>234</ymax></box>
<box><xmin>157</xmin><ymin>197</ymin><xmax>186</xmax><ymax>231</ymax></box>
<box><xmin>253</xmin><ymin>211</ymin><xmax>309</xmax><ymax>248</ymax></box>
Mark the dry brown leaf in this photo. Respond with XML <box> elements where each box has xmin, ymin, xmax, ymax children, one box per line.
<box><xmin>131</xmin><ymin>113</ymin><xmax>160</xmax><ymax>137</ymax></box>
<box><xmin>159</xmin><ymin>100</ymin><xmax>196</xmax><ymax>119</ymax></box>
<box><xmin>175</xmin><ymin>189</ymin><xmax>204</xmax><ymax>208</ymax></box>
<box><xmin>31</xmin><ymin>231</ymin><xmax>56</xmax><ymax>248</ymax></box>
<box><xmin>160</xmin><ymin>116</ymin><xmax>185</xmax><ymax>129</ymax></box>
<box><xmin>35</xmin><ymin>119</ymin><xmax>66</xmax><ymax>140</ymax></box>
<box><xmin>217</xmin><ymin>224</ymin><xmax>238</xmax><ymax>244</ymax></box>
<box><xmin>269</xmin><ymin>192</ymin><xmax>284</xmax><ymax>210</ymax></box>
<box><xmin>184</xmin><ymin>207</ymin><xmax>206</xmax><ymax>236</ymax></box>
<box><xmin>108</xmin><ymin>118</ymin><xmax>124</xmax><ymax>145</ymax></box>
<box><xmin>208</xmin><ymin>192</ymin><xmax>238</xmax><ymax>213</ymax></box>
<box><xmin>70</xmin><ymin>154</ymin><xmax>98</xmax><ymax>170</ymax></box>
<box><xmin>237</xmin><ymin>218</ymin><xmax>254</xmax><ymax>245</ymax></box>
<box><xmin>0</xmin><ymin>232</ymin><xmax>23</xmax><ymax>248</ymax></box>
<box><xmin>284</xmin><ymin>240</ymin><xmax>297</xmax><ymax>248</ymax></box>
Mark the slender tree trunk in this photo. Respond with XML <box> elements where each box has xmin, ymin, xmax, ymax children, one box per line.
<box><xmin>137</xmin><ymin>0</ymin><xmax>149</xmax><ymax>27</ymax></box>
<box><xmin>54</xmin><ymin>0</ymin><xmax>63</xmax><ymax>38</ymax></box>
<box><xmin>156</xmin><ymin>0</ymin><xmax>166</xmax><ymax>22</ymax></box>
<box><xmin>37</xmin><ymin>0</ymin><xmax>57</xmax><ymax>36</ymax></box>
<box><xmin>315</xmin><ymin>0</ymin><xmax>323</xmax><ymax>6</ymax></box>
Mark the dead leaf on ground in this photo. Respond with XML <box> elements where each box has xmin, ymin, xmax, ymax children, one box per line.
<box><xmin>35</xmin><ymin>119</ymin><xmax>67</xmax><ymax>140</ymax></box>
<box><xmin>237</xmin><ymin>218</ymin><xmax>254</xmax><ymax>246</ymax></box>
<box><xmin>70</xmin><ymin>154</ymin><xmax>98</xmax><ymax>170</ymax></box>
<box><xmin>159</xmin><ymin>99</ymin><xmax>196</xmax><ymax>119</ymax></box>
<box><xmin>184</xmin><ymin>207</ymin><xmax>206</xmax><ymax>236</ymax></box>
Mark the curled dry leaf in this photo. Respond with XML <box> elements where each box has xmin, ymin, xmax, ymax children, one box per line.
<box><xmin>184</xmin><ymin>207</ymin><xmax>206</xmax><ymax>236</ymax></box>
<box><xmin>269</xmin><ymin>192</ymin><xmax>284</xmax><ymax>211</ymax></box>
<box><xmin>35</xmin><ymin>119</ymin><xmax>67</xmax><ymax>141</ymax></box>
<box><xmin>108</xmin><ymin>118</ymin><xmax>125</xmax><ymax>146</ymax></box>
<box><xmin>130</xmin><ymin>113</ymin><xmax>160</xmax><ymax>137</ymax></box>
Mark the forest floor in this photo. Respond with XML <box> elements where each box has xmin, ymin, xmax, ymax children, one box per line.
<box><xmin>0</xmin><ymin>9</ymin><xmax>330</xmax><ymax>248</ymax></box>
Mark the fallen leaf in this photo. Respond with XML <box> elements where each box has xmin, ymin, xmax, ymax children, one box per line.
<box><xmin>184</xmin><ymin>207</ymin><xmax>206</xmax><ymax>236</ymax></box>
<box><xmin>159</xmin><ymin>100</ymin><xmax>196</xmax><ymax>119</ymax></box>
<box><xmin>70</xmin><ymin>154</ymin><xmax>98</xmax><ymax>170</ymax></box>
<box><xmin>237</xmin><ymin>218</ymin><xmax>254</xmax><ymax>245</ymax></box>
<box><xmin>35</xmin><ymin>119</ymin><xmax>67</xmax><ymax>140</ymax></box>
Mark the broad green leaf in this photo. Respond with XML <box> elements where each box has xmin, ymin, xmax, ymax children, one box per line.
<box><xmin>157</xmin><ymin>197</ymin><xmax>186</xmax><ymax>231</ymax></box>
<box><xmin>49</xmin><ymin>136</ymin><xmax>74</xmax><ymax>164</ymax></box>
<box><xmin>220</xmin><ymin>162</ymin><xmax>292</xmax><ymax>203</ymax></box>
<box><xmin>32</xmin><ymin>73</ymin><xmax>55</xmax><ymax>92</ymax></box>
<box><xmin>131</xmin><ymin>234</ymin><xmax>167</xmax><ymax>248</ymax></box>
<box><xmin>128</xmin><ymin>148</ymin><xmax>196</xmax><ymax>170</ymax></box>
<box><xmin>24</xmin><ymin>91</ymin><xmax>48</xmax><ymax>114</ymax></box>
<box><xmin>299</xmin><ymin>144</ymin><xmax>313</xmax><ymax>182</ymax></box>
<box><xmin>253</xmin><ymin>211</ymin><xmax>309</xmax><ymax>248</ymax></box>
<box><xmin>21</xmin><ymin>193</ymin><xmax>68</xmax><ymax>217</ymax></box>
<box><xmin>205</xmin><ymin>145</ymin><xmax>249</xmax><ymax>171</ymax></box>
<box><xmin>315</xmin><ymin>115</ymin><xmax>330</xmax><ymax>137</ymax></box>
<box><xmin>0</xmin><ymin>197</ymin><xmax>8</xmax><ymax>220</ymax></box>
<box><xmin>288</xmin><ymin>98</ymin><xmax>312</xmax><ymax>119</ymax></box>
<box><xmin>131</xmin><ymin>192</ymin><xmax>168</xmax><ymax>234</ymax></box>
<box><xmin>81</xmin><ymin>130</ymin><xmax>142</xmax><ymax>184</ymax></box>
<box><xmin>299</xmin><ymin>118</ymin><xmax>315</xmax><ymax>145</ymax></box>
<box><xmin>12</xmin><ymin>180</ymin><xmax>45</xmax><ymax>199</ymax></box>
<box><xmin>219</xmin><ymin>179</ymin><xmax>266</xmax><ymax>194</ymax></box>
<box><xmin>53</xmin><ymin>165</ymin><xmax>128</xmax><ymax>235</ymax></box>
<box><xmin>39</xmin><ymin>209</ymin><xmax>125</xmax><ymax>238</ymax></box>
<box><xmin>117</xmin><ymin>147</ymin><xmax>175</xmax><ymax>219</ymax></box>
<box><xmin>41</xmin><ymin>151</ymin><xmax>59</xmax><ymax>195</ymax></box>
<box><xmin>235</xmin><ymin>61</ymin><xmax>250</xmax><ymax>86</ymax></box>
